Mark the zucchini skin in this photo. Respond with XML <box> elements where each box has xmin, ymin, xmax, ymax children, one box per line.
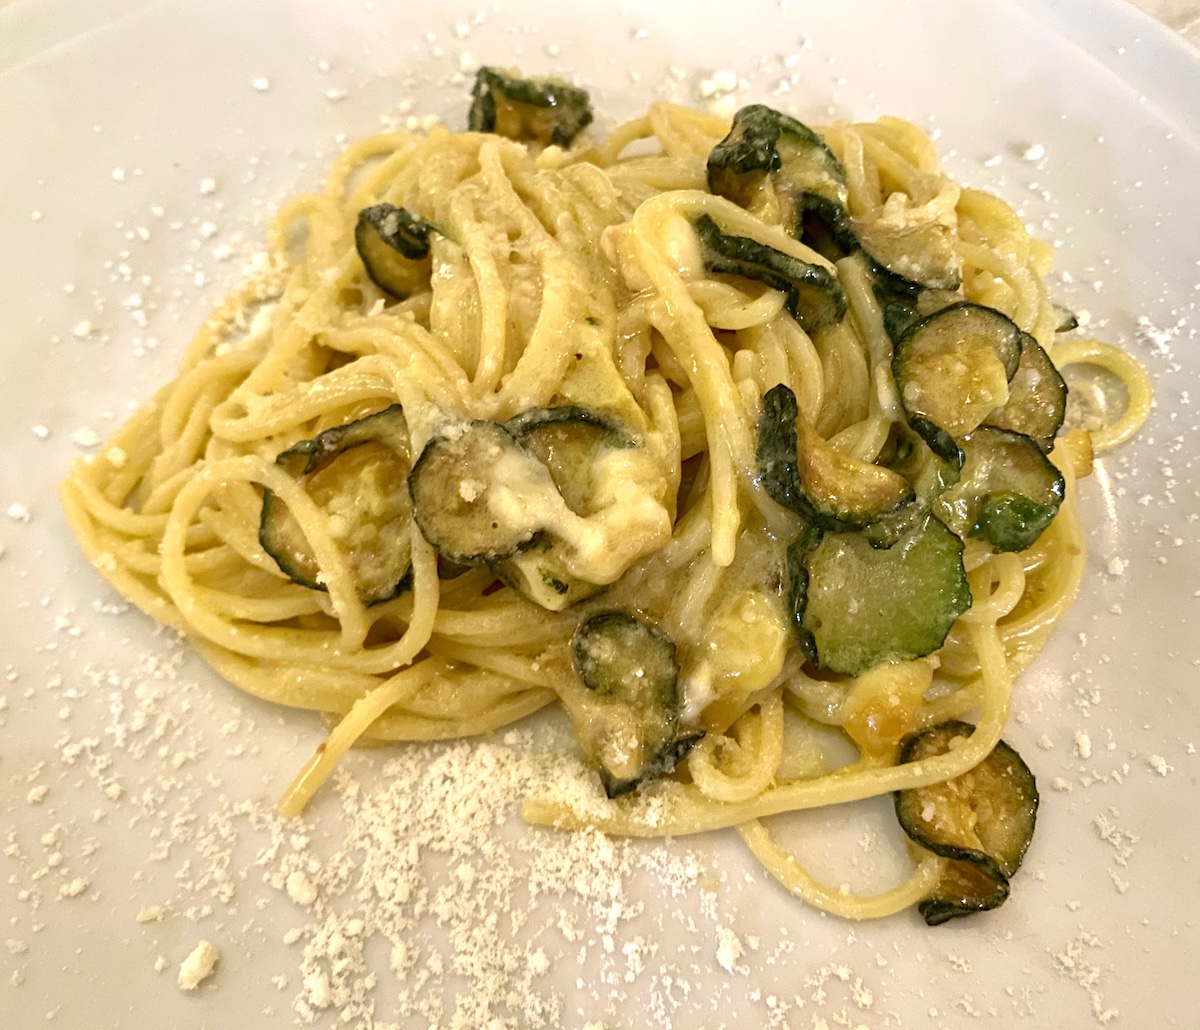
<box><xmin>505</xmin><ymin>405</ymin><xmax>630</xmax><ymax>447</ymax></box>
<box><xmin>468</xmin><ymin>67</ymin><xmax>593</xmax><ymax>147</ymax></box>
<box><xmin>757</xmin><ymin>383</ymin><xmax>809</xmax><ymax>518</ymax></box>
<box><xmin>894</xmin><ymin>721</ymin><xmax>1039</xmax><ymax>926</ymax></box>
<box><xmin>784</xmin><ymin>527</ymin><xmax>823</xmax><ymax>665</ymax></box>
<box><xmin>693</xmin><ymin>214</ymin><xmax>847</xmax><ymax>334</ymax></box>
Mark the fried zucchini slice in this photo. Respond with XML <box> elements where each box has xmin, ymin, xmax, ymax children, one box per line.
<box><xmin>854</xmin><ymin>218</ymin><xmax>963</xmax><ymax>293</ymax></box>
<box><xmin>408</xmin><ymin>420</ymin><xmax>552</xmax><ymax>565</ymax></box>
<box><xmin>354</xmin><ymin>204</ymin><xmax>441</xmax><ymax>299</ymax></box>
<box><xmin>895</xmin><ymin>721</ymin><xmax>1039</xmax><ymax>926</ymax></box>
<box><xmin>863</xmin><ymin>425</ymin><xmax>963</xmax><ymax>549</ymax></box>
<box><xmin>707</xmin><ymin>104</ymin><xmax>856</xmax><ymax>260</ymax></box>
<box><xmin>758</xmin><ymin>384</ymin><xmax>913</xmax><ymax>531</ymax></box>
<box><xmin>934</xmin><ymin>426</ymin><xmax>1065</xmax><ymax>553</ymax></box>
<box><xmin>793</xmin><ymin>515</ymin><xmax>971</xmax><ymax>675</ymax></box>
<box><xmin>983</xmin><ymin>334</ymin><xmax>1067</xmax><ymax>453</ymax></box>
<box><xmin>893</xmin><ymin>302</ymin><xmax>1024</xmax><ymax>464</ymax></box>
<box><xmin>568</xmin><ymin>611</ymin><xmax>698</xmax><ymax>797</ymax></box>
<box><xmin>259</xmin><ymin>405</ymin><xmax>413</xmax><ymax>604</ymax></box>
<box><xmin>468</xmin><ymin>67</ymin><xmax>593</xmax><ymax>147</ymax></box>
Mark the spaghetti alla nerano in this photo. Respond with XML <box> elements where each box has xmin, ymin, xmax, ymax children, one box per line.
<box><xmin>60</xmin><ymin>70</ymin><xmax>1151</xmax><ymax>925</ymax></box>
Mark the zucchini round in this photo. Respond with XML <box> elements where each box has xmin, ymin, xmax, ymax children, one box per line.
<box><xmin>707</xmin><ymin>104</ymin><xmax>856</xmax><ymax>260</ymax></box>
<box><xmin>570</xmin><ymin>611</ymin><xmax>697</xmax><ymax>797</ymax></box>
<box><xmin>492</xmin><ymin>407</ymin><xmax>632</xmax><ymax>611</ymax></box>
<box><xmin>983</xmin><ymin>333</ymin><xmax>1067</xmax><ymax>453</ymax></box>
<box><xmin>934</xmin><ymin>426</ymin><xmax>1065</xmax><ymax>552</ymax></box>
<box><xmin>505</xmin><ymin>406</ymin><xmax>631</xmax><ymax>514</ymax></box>
<box><xmin>408</xmin><ymin>421</ymin><xmax>552</xmax><ymax>565</ymax></box>
<box><xmin>259</xmin><ymin>405</ymin><xmax>413</xmax><ymax>605</ymax></box>
<box><xmin>468</xmin><ymin>67</ymin><xmax>593</xmax><ymax>148</ymax></box>
<box><xmin>795</xmin><ymin>515</ymin><xmax>971</xmax><ymax>676</ymax></box>
<box><xmin>893</xmin><ymin>302</ymin><xmax>1023</xmax><ymax>453</ymax></box>
<box><xmin>693</xmin><ymin>214</ymin><xmax>847</xmax><ymax>334</ymax></box>
<box><xmin>895</xmin><ymin>721</ymin><xmax>1039</xmax><ymax>926</ymax></box>
<box><xmin>855</xmin><ymin>217</ymin><xmax>963</xmax><ymax>292</ymax></box>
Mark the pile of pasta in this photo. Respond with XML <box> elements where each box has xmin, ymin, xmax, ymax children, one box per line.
<box><xmin>61</xmin><ymin>70</ymin><xmax>1149</xmax><ymax>923</ymax></box>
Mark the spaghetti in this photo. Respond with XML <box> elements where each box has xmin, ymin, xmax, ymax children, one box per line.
<box><xmin>60</xmin><ymin>72</ymin><xmax>1150</xmax><ymax>924</ymax></box>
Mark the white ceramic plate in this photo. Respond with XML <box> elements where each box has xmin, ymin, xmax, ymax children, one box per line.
<box><xmin>2</xmin><ymin>1</ymin><xmax>1198</xmax><ymax>1027</ymax></box>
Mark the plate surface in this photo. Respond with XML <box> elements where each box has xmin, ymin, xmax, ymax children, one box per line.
<box><xmin>1</xmin><ymin>1</ymin><xmax>1198</xmax><ymax>1027</ymax></box>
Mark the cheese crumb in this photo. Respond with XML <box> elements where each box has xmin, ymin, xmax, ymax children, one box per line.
<box><xmin>1074</xmin><ymin>730</ymin><xmax>1092</xmax><ymax>759</ymax></box>
<box><xmin>73</xmin><ymin>320</ymin><xmax>94</xmax><ymax>339</ymax></box>
<box><xmin>59</xmin><ymin>877</ymin><xmax>89</xmax><ymax>899</ymax></box>
<box><xmin>199</xmin><ymin>177</ymin><xmax>217</xmax><ymax>195</ymax></box>
<box><xmin>251</xmin><ymin>77</ymin><xmax>272</xmax><ymax>92</ymax></box>
<box><xmin>1022</xmin><ymin>143</ymin><xmax>1046</xmax><ymax>161</ymax></box>
<box><xmin>26</xmin><ymin>785</ymin><xmax>48</xmax><ymax>804</ymax></box>
<box><xmin>1148</xmin><ymin>754</ymin><xmax>1173</xmax><ymax>776</ymax></box>
<box><xmin>1106</xmin><ymin>556</ymin><xmax>1128</xmax><ymax>577</ymax></box>
<box><xmin>286</xmin><ymin>870</ymin><xmax>318</xmax><ymax>907</ymax></box>
<box><xmin>7</xmin><ymin>503</ymin><xmax>31</xmax><ymax>523</ymax></box>
<box><xmin>72</xmin><ymin>426</ymin><xmax>101</xmax><ymax>448</ymax></box>
<box><xmin>177</xmin><ymin>940</ymin><xmax>219</xmax><ymax>990</ymax></box>
<box><xmin>715</xmin><ymin>926</ymin><xmax>744</xmax><ymax>972</ymax></box>
<box><xmin>137</xmin><ymin>905</ymin><xmax>165</xmax><ymax>923</ymax></box>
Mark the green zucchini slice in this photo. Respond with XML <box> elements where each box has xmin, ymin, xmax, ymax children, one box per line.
<box><xmin>693</xmin><ymin>214</ymin><xmax>847</xmax><ymax>334</ymax></box>
<box><xmin>757</xmin><ymin>384</ymin><xmax>913</xmax><ymax>530</ymax></box>
<box><xmin>893</xmin><ymin>302</ymin><xmax>1023</xmax><ymax>461</ymax></box>
<box><xmin>934</xmin><ymin>426</ymin><xmax>1065</xmax><ymax>553</ymax></box>
<box><xmin>895</xmin><ymin>721</ymin><xmax>1039</xmax><ymax>926</ymax></box>
<box><xmin>569</xmin><ymin>611</ymin><xmax>698</xmax><ymax>797</ymax></box>
<box><xmin>707</xmin><ymin>104</ymin><xmax>856</xmax><ymax>259</ymax></box>
<box><xmin>354</xmin><ymin>204</ymin><xmax>440</xmax><ymax>299</ymax></box>
<box><xmin>491</xmin><ymin>407</ymin><xmax>632</xmax><ymax>610</ymax></box>
<box><xmin>467</xmin><ymin>67</ymin><xmax>593</xmax><ymax>148</ymax></box>
<box><xmin>408</xmin><ymin>420</ymin><xmax>552</xmax><ymax>565</ymax></box>
<box><xmin>983</xmin><ymin>334</ymin><xmax>1067</xmax><ymax>453</ymax></box>
<box><xmin>259</xmin><ymin>405</ymin><xmax>413</xmax><ymax>604</ymax></box>
<box><xmin>795</xmin><ymin>515</ymin><xmax>971</xmax><ymax>675</ymax></box>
